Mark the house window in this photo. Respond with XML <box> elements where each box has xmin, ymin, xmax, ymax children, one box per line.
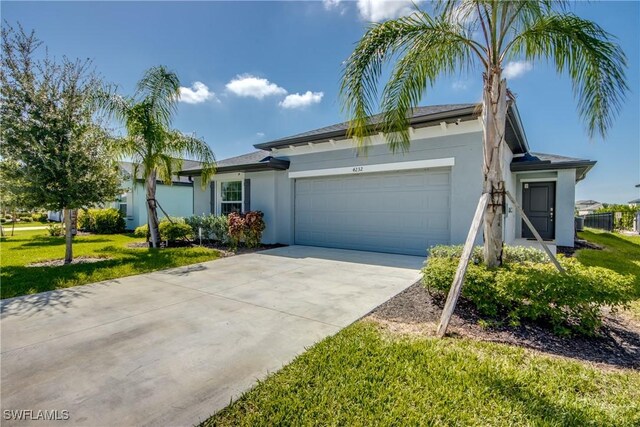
<box><xmin>220</xmin><ymin>181</ymin><xmax>243</xmax><ymax>215</ymax></box>
<box><xmin>118</xmin><ymin>203</ymin><xmax>127</xmax><ymax>217</ymax></box>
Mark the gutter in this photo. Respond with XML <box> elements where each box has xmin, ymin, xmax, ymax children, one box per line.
<box><xmin>178</xmin><ymin>157</ymin><xmax>290</xmax><ymax>177</ymax></box>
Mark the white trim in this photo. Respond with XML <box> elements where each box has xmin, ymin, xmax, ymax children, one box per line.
<box><xmin>520</xmin><ymin>177</ymin><xmax>558</xmax><ymax>182</ymax></box>
<box><xmin>275</xmin><ymin>119</ymin><xmax>481</xmax><ymax>157</ymax></box>
<box><xmin>288</xmin><ymin>157</ymin><xmax>455</xmax><ymax>179</ymax></box>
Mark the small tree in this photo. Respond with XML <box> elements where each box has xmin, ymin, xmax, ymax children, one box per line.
<box><xmin>0</xmin><ymin>24</ymin><xmax>121</xmax><ymax>263</ymax></box>
<box><xmin>96</xmin><ymin>66</ymin><xmax>216</xmax><ymax>248</ymax></box>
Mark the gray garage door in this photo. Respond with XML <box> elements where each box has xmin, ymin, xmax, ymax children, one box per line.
<box><xmin>294</xmin><ymin>169</ymin><xmax>451</xmax><ymax>256</ymax></box>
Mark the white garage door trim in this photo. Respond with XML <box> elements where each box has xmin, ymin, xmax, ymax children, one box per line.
<box><xmin>289</xmin><ymin>157</ymin><xmax>455</xmax><ymax>179</ymax></box>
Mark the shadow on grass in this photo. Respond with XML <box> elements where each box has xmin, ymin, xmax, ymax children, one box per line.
<box><xmin>1</xmin><ymin>247</ymin><xmax>219</xmax><ymax>301</ymax></box>
<box><xmin>8</xmin><ymin>236</ymin><xmax>113</xmax><ymax>249</ymax></box>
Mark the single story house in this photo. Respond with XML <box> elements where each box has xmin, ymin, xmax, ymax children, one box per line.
<box><xmin>114</xmin><ymin>161</ymin><xmax>200</xmax><ymax>230</ymax></box>
<box><xmin>180</xmin><ymin>104</ymin><xmax>595</xmax><ymax>256</ymax></box>
<box><xmin>575</xmin><ymin>199</ymin><xmax>603</xmax><ymax>215</ymax></box>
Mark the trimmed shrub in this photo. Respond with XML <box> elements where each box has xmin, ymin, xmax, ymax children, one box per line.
<box><xmin>423</xmin><ymin>245</ymin><xmax>634</xmax><ymax>335</ymax></box>
<box><xmin>32</xmin><ymin>212</ymin><xmax>48</xmax><ymax>222</ymax></box>
<box><xmin>159</xmin><ymin>219</ymin><xmax>193</xmax><ymax>242</ymax></box>
<box><xmin>19</xmin><ymin>216</ymin><xmax>33</xmax><ymax>223</ymax></box>
<box><xmin>134</xmin><ymin>219</ymin><xmax>193</xmax><ymax>243</ymax></box>
<box><xmin>79</xmin><ymin>208</ymin><xmax>125</xmax><ymax>234</ymax></box>
<box><xmin>93</xmin><ymin>208</ymin><xmax>125</xmax><ymax>234</ymax></box>
<box><xmin>185</xmin><ymin>214</ymin><xmax>229</xmax><ymax>243</ymax></box>
<box><xmin>133</xmin><ymin>224</ymin><xmax>148</xmax><ymax>238</ymax></box>
<box><xmin>428</xmin><ymin>244</ymin><xmax>549</xmax><ymax>264</ymax></box>
<box><xmin>0</xmin><ymin>218</ymin><xmax>5</xmax><ymax>223</ymax></box>
<box><xmin>47</xmin><ymin>223</ymin><xmax>63</xmax><ymax>237</ymax></box>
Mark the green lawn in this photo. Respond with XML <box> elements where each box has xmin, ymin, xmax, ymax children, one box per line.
<box><xmin>203</xmin><ymin>322</ymin><xmax>640</xmax><ymax>427</ymax></box>
<box><xmin>1</xmin><ymin>229</ymin><xmax>220</xmax><ymax>299</ymax></box>
<box><xmin>202</xmin><ymin>229</ymin><xmax>640</xmax><ymax>426</ymax></box>
<box><xmin>1</xmin><ymin>221</ymin><xmax>49</xmax><ymax>229</ymax></box>
<box><xmin>577</xmin><ymin>229</ymin><xmax>640</xmax><ymax>317</ymax></box>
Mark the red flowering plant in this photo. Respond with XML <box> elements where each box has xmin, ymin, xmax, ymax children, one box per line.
<box><xmin>227</xmin><ymin>212</ymin><xmax>245</xmax><ymax>251</ymax></box>
<box><xmin>244</xmin><ymin>211</ymin><xmax>265</xmax><ymax>248</ymax></box>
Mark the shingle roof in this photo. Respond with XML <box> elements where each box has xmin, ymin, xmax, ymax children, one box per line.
<box><xmin>511</xmin><ymin>152</ymin><xmax>596</xmax><ymax>181</ymax></box>
<box><xmin>178</xmin><ymin>150</ymin><xmax>290</xmax><ymax>176</ymax></box>
<box><xmin>181</xmin><ymin>150</ymin><xmax>270</xmax><ymax>172</ymax></box>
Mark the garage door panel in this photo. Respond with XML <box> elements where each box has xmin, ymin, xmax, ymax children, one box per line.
<box><xmin>294</xmin><ymin>169</ymin><xmax>451</xmax><ymax>256</ymax></box>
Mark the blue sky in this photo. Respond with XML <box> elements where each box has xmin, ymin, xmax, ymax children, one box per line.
<box><xmin>3</xmin><ymin>0</ymin><xmax>639</xmax><ymax>203</ymax></box>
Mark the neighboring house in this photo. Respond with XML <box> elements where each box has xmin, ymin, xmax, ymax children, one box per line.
<box><xmin>628</xmin><ymin>198</ymin><xmax>640</xmax><ymax>206</ymax></box>
<box><xmin>113</xmin><ymin>161</ymin><xmax>200</xmax><ymax>230</ymax></box>
<box><xmin>575</xmin><ymin>199</ymin><xmax>603</xmax><ymax>215</ymax></box>
<box><xmin>181</xmin><ymin>104</ymin><xmax>595</xmax><ymax>255</ymax></box>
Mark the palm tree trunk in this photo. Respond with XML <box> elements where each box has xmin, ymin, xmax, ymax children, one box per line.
<box><xmin>146</xmin><ymin>170</ymin><xmax>161</xmax><ymax>248</ymax></box>
<box><xmin>63</xmin><ymin>208</ymin><xmax>73</xmax><ymax>264</ymax></box>
<box><xmin>481</xmin><ymin>68</ymin><xmax>507</xmax><ymax>267</ymax></box>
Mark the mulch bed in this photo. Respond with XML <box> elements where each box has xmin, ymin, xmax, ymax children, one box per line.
<box><xmin>369</xmin><ymin>282</ymin><xmax>640</xmax><ymax>370</ymax></box>
<box><xmin>28</xmin><ymin>256</ymin><xmax>112</xmax><ymax>267</ymax></box>
<box><xmin>557</xmin><ymin>239</ymin><xmax>604</xmax><ymax>257</ymax></box>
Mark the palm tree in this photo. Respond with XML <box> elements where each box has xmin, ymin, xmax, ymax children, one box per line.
<box><xmin>341</xmin><ymin>0</ymin><xmax>627</xmax><ymax>266</ymax></box>
<box><xmin>98</xmin><ymin>66</ymin><xmax>216</xmax><ymax>248</ymax></box>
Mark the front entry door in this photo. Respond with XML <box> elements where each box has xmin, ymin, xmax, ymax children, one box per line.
<box><xmin>522</xmin><ymin>181</ymin><xmax>555</xmax><ymax>240</ymax></box>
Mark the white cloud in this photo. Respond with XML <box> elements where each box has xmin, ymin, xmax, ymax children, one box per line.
<box><xmin>226</xmin><ymin>74</ymin><xmax>287</xmax><ymax>99</ymax></box>
<box><xmin>179</xmin><ymin>82</ymin><xmax>218</xmax><ymax>104</ymax></box>
<box><xmin>323</xmin><ymin>0</ymin><xmax>341</xmax><ymax>10</ymax></box>
<box><xmin>503</xmin><ymin>61</ymin><xmax>533</xmax><ymax>79</ymax></box>
<box><xmin>357</xmin><ymin>0</ymin><xmax>422</xmax><ymax>22</ymax></box>
<box><xmin>279</xmin><ymin>91</ymin><xmax>324</xmax><ymax>109</ymax></box>
<box><xmin>452</xmin><ymin>80</ymin><xmax>468</xmax><ymax>91</ymax></box>
<box><xmin>256</xmin><ymin>132</ymin><xmax>265</xmax><ymax>137</ymax></box>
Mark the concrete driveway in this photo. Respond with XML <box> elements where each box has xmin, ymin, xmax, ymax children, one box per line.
<box><xmin>1</xmin><ymin>246</ymin><xmax>423</xmax><ymax>426</ymax></box>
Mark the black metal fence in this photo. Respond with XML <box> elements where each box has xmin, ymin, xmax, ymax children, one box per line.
<box><xmin>583</xmin><ymin>212</ymin><xmax>613</xmax><ymax>231</ymax></box>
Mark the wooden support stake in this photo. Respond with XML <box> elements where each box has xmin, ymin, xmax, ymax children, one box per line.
<box><xmin>505</xmin><ymin>190</ymin><xmax>565</xmax><ymax>274</ymax></box>
<box><xmin>436</xmin><ymin>193</ymin><xmax>490</xmax><ymax>337</ymax></box>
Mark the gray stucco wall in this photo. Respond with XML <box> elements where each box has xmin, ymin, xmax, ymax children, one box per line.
<box><xmin>556</xmin><ymin>168</ymin><xmax>576</xmax><ymax>247</ymax></box>
<box><xmin>245</xmin><ymin>171</ymin><xmax>277</xmax><ymax>243</ymax></box>
<box><xmin>281</xmin><ymin>131</ymin><xmax>485</xmax><ymax>246</ymax></box>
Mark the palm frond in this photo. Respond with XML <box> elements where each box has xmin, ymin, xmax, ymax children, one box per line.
<box><xmin>92</xmin><ymin>85</ymin><xmax>133</xmax><ymax>124</ymax></box>
<box><xmin>165</xmin><ymin>130</ymin><xmax>217</xmax><ymax>189</ymax></box>
<box><xmin>340</xmin><ymin>10</ymin><xmax>484</xmax><ymax>152</ymax></box>
<box><xmin>381</xmin><ymin>13</ymin><xmax>475</xmax><ymax>152</ymax></box>
<box><xmin>135</xmin><ymin>65</ymin><xmax>180</xmax><ymax>127</ymax></box>
<box><xmin>509</xmin><ymin>13</ymin><xmax>628</xmax><ymax>138</ymax></box>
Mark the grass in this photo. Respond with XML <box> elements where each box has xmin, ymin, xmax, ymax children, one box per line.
<box><xmin>203</xmin><ymin>322</ymin><xmax>640</xmax><ymax>427</ymax></box>
<box><xmin>1</xmin><ymin>221</ymin><xmax>49</xmax><ymax>229</ymax></box>
<box><xmin>577</xmin><ymin>229</ymin><xmax>640</xmax><ymax>318</ymax></box>
<box><xmin>1</xmin><ymin>229</ymin><xmax>220</xmax><ymax>299</ymax></box>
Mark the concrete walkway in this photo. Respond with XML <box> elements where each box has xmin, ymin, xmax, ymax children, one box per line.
<box><xmin>1</xmin><ymin>246</ymin><xmax>423</xmax><ymax>426</ymax></box>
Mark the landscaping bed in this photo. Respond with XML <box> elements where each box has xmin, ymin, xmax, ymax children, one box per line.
<box><xmin>369</xmin><ymin>281</ymin><xmax>639</xmax><ymax>369</ymax></box>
